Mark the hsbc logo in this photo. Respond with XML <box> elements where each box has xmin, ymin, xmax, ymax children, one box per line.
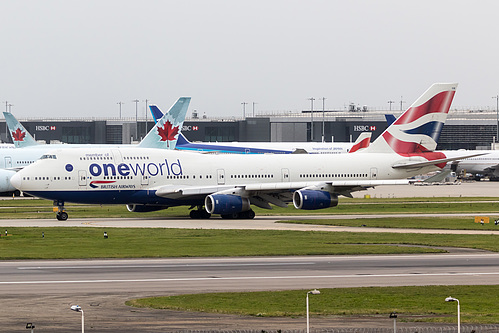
<box><xmin>35</xmin><ymin>126</ymin><xmax>56</xmax><ymax>131</ymax></box>
<box><xmin>353</xmin><ymin>125</ymin><xmax>376</xmax><ymax>132</ymax></box>
<box><xmin>182</xmin><ymin>125</ymin><xmax>199</xmax><ymax>131</ymax></box>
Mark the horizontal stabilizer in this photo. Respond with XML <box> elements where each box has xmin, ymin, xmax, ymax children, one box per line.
<box><xmin>392</xmin><ymin>152</ymin><xmax>486</xmax><ymax>169</ymax></box>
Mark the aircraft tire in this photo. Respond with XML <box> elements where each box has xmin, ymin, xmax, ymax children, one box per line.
<box><xmin>56</xmin><ymin>211</ymin><xmax>68</xmax><ymax>221</ymax></box>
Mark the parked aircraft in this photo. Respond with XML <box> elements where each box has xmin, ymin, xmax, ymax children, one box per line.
<box><xmin>0</xmin><ymin>98</ymin><xmax>190</xmax><ymax>194</ymax></box>
<box><xmin>150</xmin><ymin>105</ymin><xmax>371</xmax><ymax>154</ymax></box>
<box><xmin>11</xmin><ymin>83</ymin><xmax>481</xmax><ymax>221</ymax></box>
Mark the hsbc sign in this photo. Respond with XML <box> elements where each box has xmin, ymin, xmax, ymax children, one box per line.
<box><xmin>35</xmin><ymin>125</ymin><xmax>56</xmax><ymax>131</ymax></box>
<box><xmin>353</xmin><ymin>125</ymin><xmax>376</xmax><ymax>132</ymax></box>
<box><xmin>182</xmin><ymin>125</ymin><xmax>199</xmax><ymax>131</ymax></box>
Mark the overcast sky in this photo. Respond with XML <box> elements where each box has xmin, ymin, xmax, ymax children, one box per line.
<box><xmin>1</xmin><ymin>0</ymin><xmax>498</xmax><ymax>119</ymax></box>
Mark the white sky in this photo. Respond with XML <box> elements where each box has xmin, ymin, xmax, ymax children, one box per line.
<box><xmin>1</xmin><ymin>0</ymin><xmax>498</xmax><ymax>118</ymax></box>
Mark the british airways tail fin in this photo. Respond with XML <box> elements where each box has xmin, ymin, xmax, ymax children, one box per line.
<box><xmin>365</xmin><ymin>83</ymin><xmax>457</xmax><ymax>154</ymax></box>
<box><xmin>138</xmin><ymin>97</ymin><xmax>191</xmax><ymax>149</ymax></box>
<box><xmin>3</xmin><ymin>112</ymin><xmax>39</xmax><ymax>148</ymax></box>
<box><xmin>348</xmin><ymin>132</ymin><xmax>372</xmax><ymax>153</ymax></box>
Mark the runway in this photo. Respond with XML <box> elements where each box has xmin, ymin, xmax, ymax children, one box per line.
<box><xmin>2</xmin><ymin>254</ymin><xmax>499</xmax><ymax>332</ymax></box>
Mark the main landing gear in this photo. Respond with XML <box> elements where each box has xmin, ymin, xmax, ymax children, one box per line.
<box><xmin>221</xmin><ymin>210</ymin><xmax>256</xmax><ymax>220</ymax></box>
<box><xmin>54</xmin><ymin>200</ymin><xmax>68</xmax><ymax>221</ymax></box>
<box><xmin>189</xmin><ymin>207</ymin><xmax>212</xmax><ymax>219</ymax></box>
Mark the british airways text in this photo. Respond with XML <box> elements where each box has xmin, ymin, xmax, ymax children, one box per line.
<box><xmin>88</xmin><ymin>159</ymin><xmax>183</xmax><ymax>177</ymax></box>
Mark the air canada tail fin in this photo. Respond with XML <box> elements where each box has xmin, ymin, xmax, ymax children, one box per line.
<box><xmin>138</xmin><ymin>97</ymin><xmax>191</xmax><ymax>149</ymax></box>
<box><xmin>3</xmin><ymin>112</ymin><xmax>39</xmax><ymax>148</ymax></box>
<box><xmin>348</xmin><ymin>132</ymin><xmax>372</xmax><ymax>153</ymax></box>
<box><xmin>365</xmin><ymin>83</ymin><xmax>457</xmax><ymax>155</ymax></box>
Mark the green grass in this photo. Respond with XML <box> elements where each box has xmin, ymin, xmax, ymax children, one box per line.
<box><xmin>0</xmin><ymin>228</ymin><xmax>453</xmax><ymax>259</ymax></box>
<box><xmin>285</xmin><ymin>216</ymin><xmax>499</xmax><ymax>230</ymax></box>
<box><xmin>126</xmin><ymin>285</ymin><xmax>499</xmax><ymax>324</ymax></box>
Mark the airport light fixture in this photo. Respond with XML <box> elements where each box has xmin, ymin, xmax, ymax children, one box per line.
<box><xmin>306</xmin><ymin>289</ymin><xmax>320</xmax><ymax>333</ymax></box>
<box><xmin>445</xmin><ymin>296</ymin><xmax>460</xmax><ymax>333</ymax></box>
<box><xmin>25</xmin><ymin>323</ymin><xmax>35</xmax><ymax>333</ymax></box>
<box><xmin>389</xmin><ymin>312</ymin><xmax>397</xmax><ymax>333</ymax></box>
<box><xmin>493</xmin><ymin>95</ymin><xmax>499</xmax><ymax>144</ymax></box>
<box><xmin>70</xmin><ymin>305</ymin><xmax>84</xmax><ymax>333</ymax></box>
<box><xmin>308</xmin><ymin>97</ymin><xmax>315</xmax><ymax>141</ymax></box>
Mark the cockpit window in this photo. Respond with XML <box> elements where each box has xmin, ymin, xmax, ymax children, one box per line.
<box><xmin>41</xmin><ymin>154</ymin><xmax>57</xmax><ymax>160</ymax></box>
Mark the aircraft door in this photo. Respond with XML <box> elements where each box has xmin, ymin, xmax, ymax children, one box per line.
<box><xmin>111</xmin><ymin>149</ymin><xmax>122</xmax><ymax>164</ymax></box>
<box><xmin>141</xmin><ymin>175</ymin><xmax>149</xmax><ymax>186</ymax></box>
<box><xmin>78</xmin><ymin>170</ymin><xmax>87</xmax><ymax>187</ymax></box>
<box><xmin>217</xmin><ymin>169</ymin><xmax>225</xmax><ymax>185</ymax></box>
<box><xmin>4</xmin><ymin>157</ymin><xmax>12</xmax><ymax>169</ymax></box>
<box><xmin>370</xmin><ymin>167</ymin><xmax>378</xmax><ymax>180</ymax></box>
<box><xmin>281</xmin><ymin>168</ymin><xmax>290</xmax><ymax>182</ymax></box>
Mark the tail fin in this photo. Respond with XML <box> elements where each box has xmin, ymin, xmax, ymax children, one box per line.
<box><xmin>149</xmin><ymin>105</ymin><xmax>164</xmax><ymax>123</ymax></box>
<box><xmin>3</xmin><ymin>112</ymin><xmax>39</xmax><ymax>148</ymax></box>
<box><xmin>138</xmin><ymin>97</ymin><xmax>191</xmax><ymax>149</ymax></box>
<box><xmin>366</xmin><ymin>83</ymin><xmax>457</xmax><ymax>154</ymax></box>
<box><xmin>384</xmin><ymin>114</ymin><xmax>397</xmax><ymax>126</ymax></box>
<box><xmin>348</xmin><ymin>132</ymin><xmax>372</xmax><ymax>153</ymax></box>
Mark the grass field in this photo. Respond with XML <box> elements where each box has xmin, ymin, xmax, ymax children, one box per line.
<box><xmin>284</xmin><ymin>216</ymin><xmax>499</xmax><ymax>230</ymax></box>
<box><xmin>126</xmin><ymin>285</ymin><xmax>499</xmax><ymax>324</ymax></box>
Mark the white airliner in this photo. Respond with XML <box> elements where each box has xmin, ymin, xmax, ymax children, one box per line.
<box><xmin>444</xmin><ymin>150</ymin><xmax>499</xmax><ymax>180</ymax></box>
<box><xmin>11</xmin><ymin>83</ymin><xmax>482</xmax><ymax>221</ymax></box>
<box><xmin>150</xmin><ymin>105</ymin><xmax>372</xmax><ymax>154</ymax></box>
<box><xmin>0</xmin><ymin>98</ymin><xmax>190</xmax><ymax>194</ymax></box>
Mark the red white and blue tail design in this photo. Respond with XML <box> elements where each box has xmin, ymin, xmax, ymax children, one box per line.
<box><xmin>367</xmin><ymin>83</ymin><xmax>457</xmax><ymax>155</ymax></box>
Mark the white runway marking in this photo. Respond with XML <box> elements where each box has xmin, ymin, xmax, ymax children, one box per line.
<box><xmin>2</xmin><ymin>272</ymin><xmax>499</xmax><ymax>285</ymax></box>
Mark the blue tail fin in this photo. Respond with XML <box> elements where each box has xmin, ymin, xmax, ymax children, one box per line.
<box><xmin>3</xmin><ymin>112</ymin><xmax>39</xmax><ymax>148</ymax></box>
<box><xmin>138</xmin><ymin>97</ymin><xmax>191</xmax><ymax>149</ymax></box>
<box><xmin>149</xmin><ymin>105</ymin><xmax>164</xmax><ymax>123</ymax></box>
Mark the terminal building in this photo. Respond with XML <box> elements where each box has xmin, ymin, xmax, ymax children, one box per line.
<box><xmin>0</xmin><ymin>109</ymin><xmax>497</xmax><ymax>150</ymax></box>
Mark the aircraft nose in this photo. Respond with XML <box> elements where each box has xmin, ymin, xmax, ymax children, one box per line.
<box><xmin>10</xmin><ymin>172</ymin><xmax>22</xmax><ymax>190</ymax></box>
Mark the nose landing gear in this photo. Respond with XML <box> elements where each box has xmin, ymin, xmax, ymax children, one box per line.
<box><xmin>54</xmin><ymin>200</ymin><xmax>68</xmax><ymax>221</ymax></box>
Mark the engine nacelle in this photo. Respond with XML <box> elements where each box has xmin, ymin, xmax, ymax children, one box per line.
<box><xmin>293</xmin><ymin>190</ymin><xmax>338</xmax><ymax>210</ymax></box>
<box><xmin>126</xmin><ymin>204</ymin><xmax>169</xmax><ymax>213</ymax></box>
<box><xmin>0</xmin><ymin>169</ymin><xmax>17</xmax><ymax>193</ymax></box>
<box><xmin>205</xmin><ymin>194</ymin><xmax>251</xmax><ymax>215</ymax></box>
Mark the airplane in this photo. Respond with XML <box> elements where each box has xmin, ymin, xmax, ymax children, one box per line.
<box><xmin>0</xmin><ymin>97</ymin><xmax>190</xmax><ymax>195</ymax></box>
<box><xmin>150</xmin><ymin>105</ymin><xmax>371</xmax><ymax>154</ymax></box>
<box><xmin>11</xmin><ymin>83</ymin><xmax>483</xmax><ymax>221</ymax></box>
<box><xmin>444</xmin><ymin>150</ymin><xmax>499</xmax><ymax>180</ymax></box>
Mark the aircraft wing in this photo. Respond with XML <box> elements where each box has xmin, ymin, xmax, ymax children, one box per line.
<box><xmin>153</xmin><ymin>179</ymin><xmax>410</xmax><ymax>206</ymax></box>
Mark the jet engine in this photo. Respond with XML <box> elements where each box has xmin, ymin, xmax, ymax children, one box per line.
<box><xmin>205</xmin><ymin>194</ymin><xmax>251</xmax><ymax>215</ymax></box>
<box><xmin>126</xmin><ymin>204</ymin><xmax>169</xmax><ymax>213</ymax></box>
<box><xmin>0</xmin><ymin>169</ymin><xmax>18</xmax><ymax>193</ymax></box>
<box><xmin>293</xmin><ymin>190</ymin><xmax>338</xmax><ymax>210</ymax></box>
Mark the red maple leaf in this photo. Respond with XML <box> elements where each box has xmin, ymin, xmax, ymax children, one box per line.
<box><xmin>157</xmin><ymin>121</ymin><xmax>179</xmax><ymax>147</ymax></box>
<box><xmin>12</xmin><ymin>128</ymin><xmax>26</xmax><ymax>141</ymax></box>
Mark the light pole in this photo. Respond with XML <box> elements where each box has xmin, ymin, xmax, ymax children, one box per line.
<box><xmin>492</xmin><ymin>95</ymin><xmax>499</xmax><ymax>146</ymax></box>
<box><xmin>400</xmin><ymin>96</ymin><xmax>405</xmax><ymax>111</ymax></box>
<box><xmin>117</xmin><ymin>101</ymin><xmax>124</xmax><ymax>119</ymax></box>
<box><xmin>388</xmin><ymin>100</ymin><xmax>395</xmax><ymax>111</ymax></box>
<box><xmin>241</xmin><ymin>102</ymin><xmax>248</xmax><ymax>119</ymax></box>
<box><xmin>389</xmin><ymin>312</ymin><xmax>397</xmax><ymax>333</ymax></box>
<box><xmin>252</xmin><ymin>102</ymin><xmax>257</xmax><ymax>117</ymax></box>
<box><xmin>306</xmin><ymin>289</ymin><xmax>320</xmax><ymax>333</ymax></box>
<box><xmin>132</xmin><ymin>99</ymin><xmax>139</xmax><ymax>140</ymax></box>
<box><xmin>70</xmin><ymin>305</ymin><xmax>84</xmax><ymax>333</ymax></box>
<box><xmin>320</xmin><ymin>97</ymin><xmax>326</xmax><ymax>142</ymax></box>
<box><xmin>308</xmin><ymin>97</ymin><xmax>315</xmax><ymax>141</ymax></box>
<box><xmin>445</xmin><ymin>296</ymin><xmax>460</xmax><ymax>333</ymax></box>
<box><xmin>143</xmin><ymin>99</ymin><xmax>149</xmax><ymax>136</ymax></box>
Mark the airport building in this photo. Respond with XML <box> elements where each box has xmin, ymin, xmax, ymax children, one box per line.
<box><xmin>0</xmin><ymin>109</ymin><xmax>497</xmax><ymax>150</ymax></box>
